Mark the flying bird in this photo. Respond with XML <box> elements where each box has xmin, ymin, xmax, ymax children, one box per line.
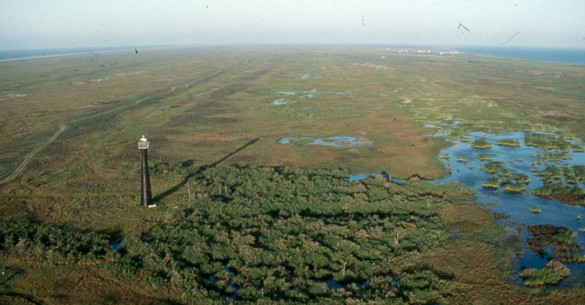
<box><xmin>135</xmin><ymin>48</ymin><xmax>138</xmax><ymax>54</ymax></box>
<box><xmin>500</xmin><ymin>32</ymin><xmax>520</xmax><ymax>45</ymax></box>
<box><xmin>458</xmin><ymin>23</ymin><xmax>470</xmax><ymax>33</ymax></box>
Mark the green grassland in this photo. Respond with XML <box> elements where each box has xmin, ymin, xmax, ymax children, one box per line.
<box><xmin>1</xmin><ymin>46</ymin><xmax>585</xmax><ymax>304</ymax></box>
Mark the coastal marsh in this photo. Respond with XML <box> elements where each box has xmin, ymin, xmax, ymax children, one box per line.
<box><xmin>1</xmin><ymin>47</ymin><xmax>585</xmax><ymax>304</ymax></box>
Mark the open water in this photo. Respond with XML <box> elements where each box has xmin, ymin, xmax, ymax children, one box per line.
<box><xmin>456</xmin><ymin>46</ymin><xmax>585</xmax><ymax>65</ymax></box>
<box><xmin>345</xmin><ymin>128</ymin><xmax>585</xmax><ymax>286</ymax></box>
<box><xmin>3</xmin><ymin>46</ymin><xmax>584</xmax><ymax>65</ymax></box>
<box><xmin>432</xmin><ymin>130</ymin><xmax>585</xmax><ymax>285</ymax></box>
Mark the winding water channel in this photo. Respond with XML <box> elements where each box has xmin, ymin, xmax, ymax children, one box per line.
<box><xmin>431</xmin><ymin>130</ymin><xmax>585</xmax><ymax>286</ymax></box>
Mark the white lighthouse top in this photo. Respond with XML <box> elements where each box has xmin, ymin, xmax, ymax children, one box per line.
<box><xmin>138</xmin><ymin>135</ymin><xmax>149</xmax><ymax>149</ymax></box>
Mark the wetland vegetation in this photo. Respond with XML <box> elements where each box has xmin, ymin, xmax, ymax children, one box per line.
<box><xmin>1</xmin><ymin>46</ymin><xmax>585</xmax><ymax>304</ymax></box>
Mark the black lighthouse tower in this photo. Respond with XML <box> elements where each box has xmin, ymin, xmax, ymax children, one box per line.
<box><xmin>138</xmin><ymin>135</ymin><xmax>154</xmax><ymax>207</ymax></box>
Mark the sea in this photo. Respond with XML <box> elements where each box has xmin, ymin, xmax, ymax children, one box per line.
<box><xmin>456</xmin><ymin>46</ymin><xmax>585</xmax><ymax>65</ymax></box>
<box><xmin>1</xmin><ymin>45</ymin><xmax>584</xmax><ymax>65</ymax></box>
<box><xmin>0</xmin><ymin>46</ymin><xmax>144</xmax><ymax>62</ymax></box>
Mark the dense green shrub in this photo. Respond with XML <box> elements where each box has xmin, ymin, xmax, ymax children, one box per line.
<box><xmin>0</xmin><ymin>218</ymin><xmax>110</xmax><ymax>264</ymax></box>
<box><xmin>143</xmin><ymin>270</ymin><xmax>170</xmax><ymax>287</ymax></box>
<box><xmin>107</xmin><ymin>256</ymin><xmax>143</xmax><ymax>277</ymax></box>
<box><xmin>119</xmin><ymin>166</ymin><xmax>460</xmax><ymax>302</ymax></box>
<box><xmin>397</xmin><ymin>267</ymin><xmax>455</xmax><ymax>304</ymax></box>
<box><xmin>573</xmin><ymin>165</ymin><xmax>585</xmax><ymax>182</ymax></box>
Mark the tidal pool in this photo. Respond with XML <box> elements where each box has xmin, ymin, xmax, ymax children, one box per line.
<box><xmin>110</xmin><ymin>240</ymin><xmax>122</xmax><ymax>252</ymax></box>
<box><xmin>279</xmin><ymin>89</ymin><xmax>328</xmax><ymax>99</ymax></box>
<box><xmin>433</xmin><ymin>131</ymin><xmax>585</xmax><ymax>285</ymax></box>
<box><xmin>206</xmin><ymin>265</ymin><xmax>241</xmax><ymax>300</ymax></box>
<box><xmin>348</xmin><ymin>173</ymin><xmax>405</xmax><ymax>184</ymax></box>
<box><xmin>278</xmin><ymin>136</ymin><xmax>372</xmax><ymax>148</ymax></box>
<box><xmin>302</xmin><ymin>73</ymin><xmax>320</xmax><ymax>79</ymax></box>
<box><xmin>279</xmin><ymin>90</ymin><xmax>298</xmax><ymax>95</ymax></box>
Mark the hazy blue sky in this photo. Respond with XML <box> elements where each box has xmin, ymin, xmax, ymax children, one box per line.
<box><xmin>1</xmin><ymin>0</ymin><xmax>584</xmax><ymax>50</ymax></box>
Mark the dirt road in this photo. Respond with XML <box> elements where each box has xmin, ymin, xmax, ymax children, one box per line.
<box><xmin>0</xmin><ymin>124</ymin><xmax>66</xmax><ymax>185</ymax></box>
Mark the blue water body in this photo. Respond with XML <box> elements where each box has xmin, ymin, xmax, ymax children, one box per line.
<box><xmin>348</xmin><ymin>173</ymin><xmax>384</xmax><ymax>181</ymax></box>
<box><xmin>432</xmin><ymin>130</ymin><xmax>585</xmax><ymax>285</ymax></box>
<box><xmin>302</xmin><ymin>73</ymin><xmax>320</xmax><ymax>79</ymax></box>
<box><xmin>348</xmin><ymin>173</ymin><xmax>405</xmax><ymax>184</ymax></box>
<box><xmin>5</xmin><ymin>46</ymin><xmax>584</xmax><ymax>66</ymax></box>
<box><xmin>0</xmin><ymin>47</ymin><xmax>135</xmax><ymax>61</ymax></box>
<box><xmin>110</xmin><ymin>240</ymin><xmax>122</xmax><ymax>252</ymax></box>
<box><xmin>205</xmin><ymin>265</ymin><xmax>241</xmax><ymax>300</ymax></box>
<box><xmin>279</xmin><ymin>90</ymin><xmax>298</xmax><ymax>95</ymax></box>
<box><xmin>273</xmin><ymin>99</ymin><xmax>287</xmax><ymax>105</ymax></box>
<box><xmin>457</xmin><ymin>46</ymin><xmax>585</xmax><ymax>65</ymax></box>
<box><xmin>279</xmin><ymin>89</ymin><xmax>328</xmax><ymax>99</ymax></box>
<box><xmin>303</xmin><ymin>89</ymin><xmax>326</xmax><ymax>94</ymax></box>
<box><xmin>316</xmin><ymin>278</ymin><xmax>369</xmax><ymax>290</ymax></box>
<box><xmin>352</xmin><ymin>125</ymin><xmax>585</xmax><ymax>285</ymax></box>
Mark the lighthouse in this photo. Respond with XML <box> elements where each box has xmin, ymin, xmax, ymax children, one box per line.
<box><xmin>138</xmin><ymin>135</ymin><xmax>154</xmax><ymax>207</ymax></box>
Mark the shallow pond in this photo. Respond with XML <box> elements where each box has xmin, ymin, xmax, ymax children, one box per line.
<box><xmin>279</xmin><ymin>136</ymin><xmax>372</xmax><ymax>148</ymax></box>
<box><xmin>279</xmin><ymin>89</ymin><xmax>328</xmax><ymax>99</ymax></box>
<box><xmin>279</xmin><ymin>90</ymin><xmax>297</xmax><ymax>95</ymax></box>
<box><xmin>273</xmin><ymin>99</ymin><xmax>287</xmax><ymax>105</ymax></box>
<box><xmin>206</xmin><ymin>265</ymin><xmax>241</xmax><ymax>300</ymax></box>
<box><xmin>348</xmin><ymin>173</ymin><xmax>405</xmax><ymax>184</ymax></box>
<box><xmin>302</xmin><ymin>73</ymin><xmax>320</xmax><ymax>79</ymax></box>
<box><xmin>110</xmin><ymin>240</ymin><xmax>122</xmax><ymax>252</ymax></box>
<box><xmin>349</xmin><ymin>129</ymin><xmax>585</xmax><ymax>285</ymax></box>
<box><xmin>278</xmin><ymin>137</ymin><xmax>372</xmax><ymax>147</ymax></box>
<box><xmin>433</xmin><ymin>131</ymin><xmax>585</xmax><ymax>285</ymax></box>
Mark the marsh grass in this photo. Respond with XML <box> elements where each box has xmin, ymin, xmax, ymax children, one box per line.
<box><xmin>497</xmin><ymin>138</ymin><xmax>522</xmax><ymax>147</ymax></box>
<box><xmin>482</xmin><ymin>180</ymin><xmax>500</xmax><ymax>189</ymax></box>
<box><xmin>471</xmin><ymin>137</ymin><xmax>493</xmax><ymax>149</ymax></box>
<box><xmin>2</xmin><ymin>46</ymin><xmax>585</xmax><ymax>304</ymax></box>
<box><xmin>520</xmin><ymin>260</ymin><xmax>570</xmax><ymax>287</ymax></box>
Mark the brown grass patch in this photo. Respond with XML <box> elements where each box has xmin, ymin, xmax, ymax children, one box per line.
<box><xmin>539</xmin><ymin>110</ymin><xmax>581</xmax><ymax>120</ymax></box>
